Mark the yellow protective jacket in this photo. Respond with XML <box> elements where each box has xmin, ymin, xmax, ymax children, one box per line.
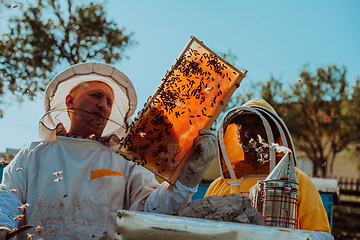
<box><xmin>205</xmin><ymin>167</ymin><xmax>331</xmax><ymax>233</ymax></box>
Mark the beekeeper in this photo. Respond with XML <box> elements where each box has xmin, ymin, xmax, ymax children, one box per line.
<box><xmin>205</xmin><ymin>99</ymin><xmax>333</xmax><ymax>240</ymax></box>
<box><xmin>0</xmin><ymin>62</ymin><xmax>217</xmax><ymax>239</ymax></box>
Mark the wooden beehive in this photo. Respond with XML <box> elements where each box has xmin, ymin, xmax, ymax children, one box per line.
<box><xmin>118</xmin><ymin>36</ymin><xmax>247</xmax><ymax>184</ymax></box>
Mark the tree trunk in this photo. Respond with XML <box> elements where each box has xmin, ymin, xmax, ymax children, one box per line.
<box><xmin>321</xmin><ymin>164</ymin><xmax>327</xmax><ymax>178</ymax></box>
<box><xmin>312</xmin><ymin>161</ymin><xmax>319</xmax><ymax>177</ymax></box>
<box><xmin>329</xmin><ymin>152</ymin><xmax>336</xmax><ymax>178</ymax></box>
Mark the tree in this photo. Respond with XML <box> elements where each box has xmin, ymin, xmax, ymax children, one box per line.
<box><xmin>0</xmin><ymin>0</ymin><xmax>135</xmax><ymax>117</ymax></box>
<box><xmin>229</xmin><ymin>65</ymin><xmax>360</xmax><ymax>178</ymax></box>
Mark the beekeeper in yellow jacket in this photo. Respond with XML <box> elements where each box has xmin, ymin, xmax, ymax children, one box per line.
<box><xmin>205</xmin><ymin>99</ymin><xmax>333</xmax><ymax>240</ymax></box>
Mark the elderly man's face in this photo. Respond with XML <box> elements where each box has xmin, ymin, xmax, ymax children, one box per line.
<box><xmin>66</xmin><ymin>81</ymin><xmax>114</xmax><ymax>138</ymax></box>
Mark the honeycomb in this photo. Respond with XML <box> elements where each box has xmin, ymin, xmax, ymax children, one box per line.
<box><xmin>118</xmin><ymin>37</ymin><xmax>247</xmax><ymax>183</ymax></box>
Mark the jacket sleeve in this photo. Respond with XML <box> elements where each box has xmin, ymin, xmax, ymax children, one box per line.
<box><xmin>144</xmin><ymin>180</ymin><xmax>197</xmax><ymax>214</ymax></box>
<box><xmin>125</xmin><ymin>163</ymin><xmax>196</xmax><ymax>214</ymax></box>
<box><xmin>310</xmin><ymin>231</ymin><xmax>334</xmax><ymax>240</ymax></box>
<box><xmin>0</xmin><ymin>190</ymin><xmax>24</xmax><ymax>230</ymax></box>
<box><xmin>296</xmin><ymin>168</ymin><xmax>331</xmax><ymax>233</ymax></box>
<box><xmin>0</xmin><ymin>147</ymin><xmax>29</xmax><ymax>230</ymax></box>
<box><xmin>205</xmin><ymin>177</ymin><xmax>241</xmax><ymax>197</ymax></box>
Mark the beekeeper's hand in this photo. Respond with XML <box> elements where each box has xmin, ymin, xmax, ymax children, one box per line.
<box><xmin>178</xmin><ymin>129</ymin><xmax>218</xmax><ymax>188</ymax></box>
<box><xmin>0</xmin><ymin>229</ymin><xmax>10</xmax><ymax>240</ymax></box>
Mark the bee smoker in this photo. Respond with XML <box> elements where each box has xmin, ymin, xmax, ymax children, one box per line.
<box><xmin>249</xmin><ymin>151</ymin><xmax>299</xmax><ymax>229</ymax></box>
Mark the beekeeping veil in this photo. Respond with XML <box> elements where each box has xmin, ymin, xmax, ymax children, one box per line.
<box><xmin>218</xmin><ymin>99</ymin><xmax>297</xmax><ymax>179</ymax></box>
<box><xmin>39</xmin><ymin>62</ymin><xmax>137</xmax><ymax>145</ymax></box>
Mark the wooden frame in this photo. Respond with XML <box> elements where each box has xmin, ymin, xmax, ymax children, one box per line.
<box><xmin>117</xmin><ymin>36</ymin><xmax>247</xmax><ymax>184</ymax></box>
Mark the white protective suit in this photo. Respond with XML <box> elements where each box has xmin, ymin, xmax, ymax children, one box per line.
<box><xmin>0</xmin><ymin>137</ymin><xmax>195</xmax><ymax>239</ymax></box>
<box><xmin>0</xmin><ymin>62</ymin><xmax>197</xmax><ymax>239</ymax></box>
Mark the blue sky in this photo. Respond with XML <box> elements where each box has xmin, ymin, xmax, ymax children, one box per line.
<box><xmin>0</xmin><ymin>0</ymin><xmax>359</xmax><ymax>152</ymax></box>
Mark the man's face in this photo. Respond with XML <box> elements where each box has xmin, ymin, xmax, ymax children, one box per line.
<box><xmin>237</xmin><ymin>115</ymin><xmax>267</xmax><ymax>145</ymax></box>
<box><xmin>236</xmin><ymin>114</ymin><xmax>269</xmax><ymax>171</ymax></box>
<box><xmin>66</xmin><ymin>81</ymin><xmax>114</xmax><ymax>138</ymax></box>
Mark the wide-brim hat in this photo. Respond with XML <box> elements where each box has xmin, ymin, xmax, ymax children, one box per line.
<box><xmin>39</xmin><ymin>62</ymin><xmax>137</xmax><ymax>142</ymax></box>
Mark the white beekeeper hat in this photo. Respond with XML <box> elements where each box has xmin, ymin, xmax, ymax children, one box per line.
<box><xmin>39</xmin><ymin>62</ymin><xmax>137</xmax><ymax>142</ymax></box>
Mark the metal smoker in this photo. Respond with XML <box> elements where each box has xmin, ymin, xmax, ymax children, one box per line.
<box><xmin>250</xmin><ymin>150</ymin><xmax>299</xmax><ymax>229</ymax></box>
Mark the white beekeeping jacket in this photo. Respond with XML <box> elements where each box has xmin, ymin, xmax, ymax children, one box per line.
<box><xmin>0</xmin><ymin>136</ymin><xmax>195</xmax><ymax>239</ymax></box>
<box><xmin>0</xmin><ymin>62</ymin><xmax>196</xmax><ymax>239</ymax></box>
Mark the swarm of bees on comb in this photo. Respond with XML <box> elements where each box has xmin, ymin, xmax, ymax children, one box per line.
<box><xmin>118</xmin><ymin>37</ymin><xmax>247</xmax><ymax>184</ymax></box>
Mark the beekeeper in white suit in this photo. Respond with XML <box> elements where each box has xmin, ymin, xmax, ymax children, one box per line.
<box><xmin>0</xmin><ymin>62</ymin><xmax>217</xmax><ymax>239</ymax></box>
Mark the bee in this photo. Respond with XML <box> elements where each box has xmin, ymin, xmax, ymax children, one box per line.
<box><xmin>16</xmin><ymin>168</ymin><xmax>23</xmax><ymax>172</ymax></box>
<box><xmin>13</xmin><ymin>214</ymin><xmax>25</xmax><ymax>221</ymax></box>
<box><xmin>213</xmin><ymin>96</ymin><xmax>217</xmax><ymax>103</ymax></box>
<box><xmin>35</xmin><ymin>225</ymin><xmax>42</xmax><ymax>231</ymax></box>
<box><xmin>17</xmin><ymin>203</ymin><xmax>29</xmax><ymax>210</ymax></box>
<box><xmin>53</xmin><ymin>171</ymin><xmax>63</xmax><ymax>177</ymax></box>
<box><xmin>10</xmin><ymin>189</ymin><xmax>17</xmax><ymax>193</ymax></box>
<box><xmin>90</xmin><ymin>234</ymin><xmax>95</xmax><ymax>238</ymax></box>
<box><xmin>54</xmin><ymin>177</ymin><xmax>63</xmax><ymax>183</ymax></box>
<box><xmin>27</xmin><ymin>233</ymin><xmax>34</xmax><ymax>240</ymax></box>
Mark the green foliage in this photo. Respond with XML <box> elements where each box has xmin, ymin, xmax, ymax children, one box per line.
<box><xmin>278</xmin><ymin>66</ymin><xmax>356</xmax><ymax>177</ymax></box>
<box><xmin>344</xmin><ymin>144</ymin><xmax>360</xmax><ymax>172</ymax></box>
<box><xmin>229</xmin><ymin>65</ymin><xmax>359</xmax><ymax>178</ymax></box>
<box><xmin>0</xmin><ymin>0</ymin><xmax>135</xmax><ymax>117</ymax></box>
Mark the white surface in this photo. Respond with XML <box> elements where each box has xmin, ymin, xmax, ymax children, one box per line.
<box><xmin>115</xmin><ymin>210</ymin><xmax>312</xmax><ymax>240</ymax></box>
<box><xmin>310</xmin><ymin>178</ymin><xmax>339</xmax><ymax>194</ymax></box>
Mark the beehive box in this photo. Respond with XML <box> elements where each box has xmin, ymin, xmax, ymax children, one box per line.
<box><xmin>118</xmin><ymin>36</ymin><xmax>247</xmax><ymax>184</ymax></box>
